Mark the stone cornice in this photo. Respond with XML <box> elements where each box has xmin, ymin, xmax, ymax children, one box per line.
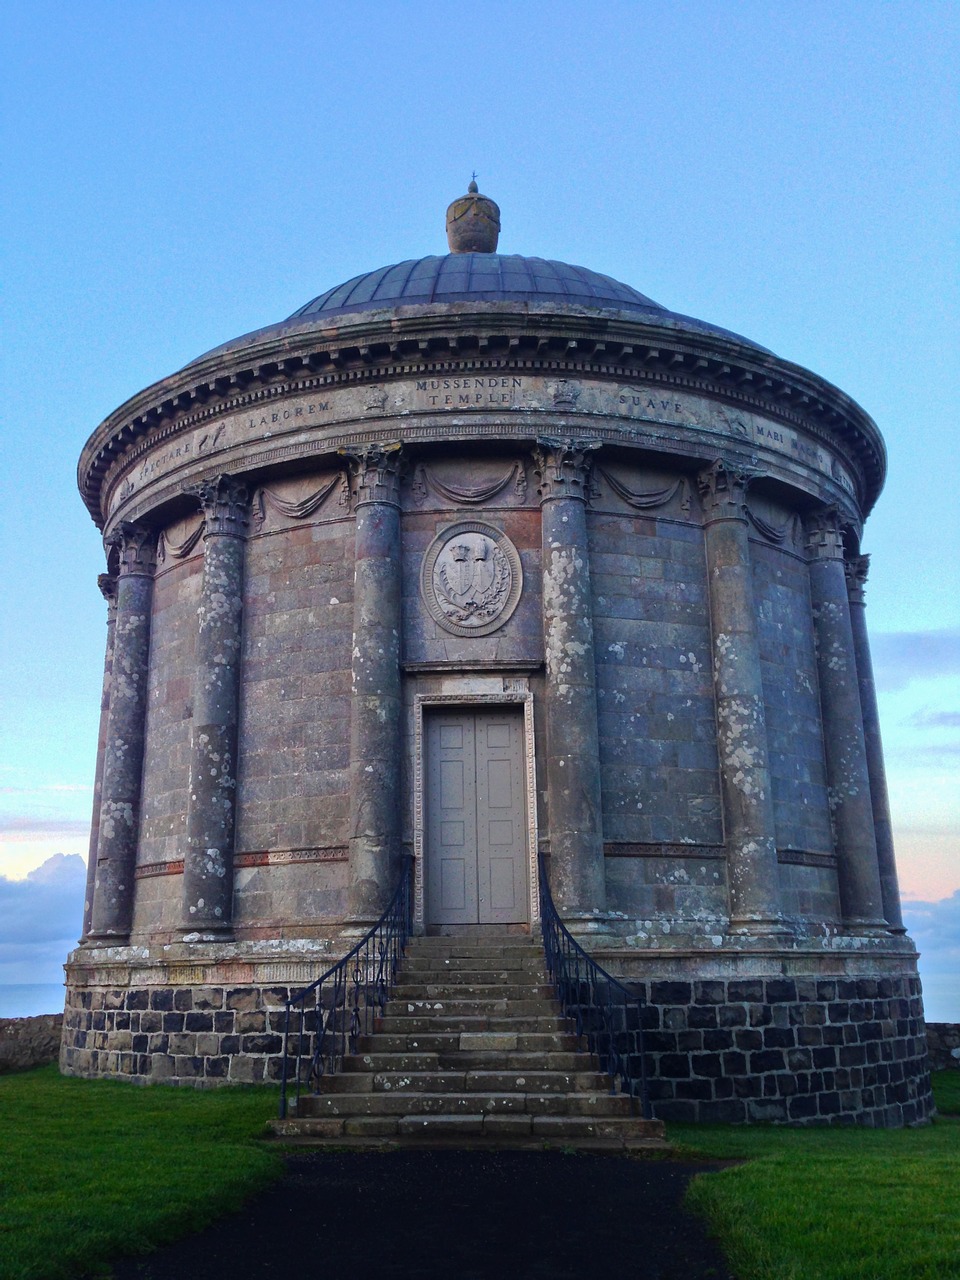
<box><xmin>78</xmin><ymin>303</ymin><xmax>886</xmax><ymax>529</ymax></box>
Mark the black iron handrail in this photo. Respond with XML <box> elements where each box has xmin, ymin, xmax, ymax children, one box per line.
<box><xmin>538</xmin><ymin>853</ymin><xmax>651</xmax><ymax>1119</ymax></box>
<box><xmin>279</xmin><ymin>855</ymin><xmax>413</xmax><ymax>1119</ymax></box>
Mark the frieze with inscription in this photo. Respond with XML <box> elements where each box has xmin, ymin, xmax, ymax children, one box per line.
<box><xmin>104</xmin><ymin>375</ymin><xmax>856</xmax><ymax>519</ymax></box>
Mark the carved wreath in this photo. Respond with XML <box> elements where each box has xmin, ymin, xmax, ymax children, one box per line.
<box><xmin>420</xmin><ymin>521</ymin><xmax>524</xmax><ymax>638</ymax></box>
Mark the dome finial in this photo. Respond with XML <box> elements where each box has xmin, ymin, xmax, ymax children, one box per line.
<box><xmin>446</xmin><ymin>178</ymin><xmax>500</xmax><ymax>254</ymax></box>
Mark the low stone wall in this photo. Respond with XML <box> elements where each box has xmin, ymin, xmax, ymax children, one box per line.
<box><xmin>620</xmin><ymin>972</ymin><xmax>932</xmax><ymax>1128</ymax></box>
<box><xmin>60</xmin><ymin>984</ymin><xmax>292</xmax><ymax>1085</ymax></box>
<box><xmin>60</xmin><ymin>966</ymin><xmax>935</xmax><ymax>1127</ymax></box>
<box><xmin>0</xmin><ymin>1015</ymin><xmax>64</xmax><ymax>1073</ymax></box>
<box><xmin>926</xmin><ymin>1023</ymin><xmax>960</xmax><ymax>1070</ymax></box>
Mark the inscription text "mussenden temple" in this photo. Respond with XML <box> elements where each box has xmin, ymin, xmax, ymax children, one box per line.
<box><xmin>417</xmin><ymin>376</ymin><xmax>523</xmax><ymax>406</ymax></box>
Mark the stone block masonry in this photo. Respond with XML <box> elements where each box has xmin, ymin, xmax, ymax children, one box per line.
<box><xmin>60</xmin><ymin>962</ymin><xmax>933</xmax><ymax>1126</ymax></box>
<box><xmin>621</xmin><ymin>969</ymin><xmax>931</xmax><ymax>1126</ymax></box>
<box><xmin>60</xmin><ymin>983</ymin><xmax>300</xmax><ymax>1085</ymax></box>
<box><xmin>1</xmin><ymin>1015</ymin><xmax>64</xmax><ymax>1073</ymax></box>
<box><xmin>926</xmin><ymin>1023</ymin><xmax>960</xmax><ymax>1071</ymax></box>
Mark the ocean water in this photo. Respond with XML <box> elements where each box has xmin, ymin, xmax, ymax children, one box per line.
<box><xmin>0</xmin><ymin>984</ymin><xmax>65</xmax><ymax>1018</ymax></box>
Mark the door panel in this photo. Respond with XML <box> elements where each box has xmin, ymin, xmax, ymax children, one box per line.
<box><xmin>475</xmin><ymin>713</ymin><xmax>526</xmax><ymax>923</ymax></box>
<box><xmin>425</xmin><ymin>708</ymin><xmax>527</xmax><ymax>926</ymax></box>
<box><xmin>426</xmin><ymin>712</ymin><xmax>478</xmax><ymax>925</ymax></box>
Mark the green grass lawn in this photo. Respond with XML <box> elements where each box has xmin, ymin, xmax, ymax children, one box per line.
<box><xmin>1</xmin><ymin>1066</ymin><xmax>958</xmax><ymax>1280</ymax></box>
<box><xmin>671</xmin><ymin>1071</ymin><xmax>960</xmax><ymax>1280</ymax></box>
<box><xmin>0</xmin><ymin>1066</ymin><xmax>282</xmax><ymax>1280</ymax></box>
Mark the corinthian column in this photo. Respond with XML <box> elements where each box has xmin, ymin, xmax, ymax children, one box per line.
<box><xmin>81</xmin><ymin>573</ymin><xmax>117</xmax><ymax>940</ymax></box>
<box><xmin>845</xmin><ymin>553</ymin><xmax>904</xmax><ymax>930</ymax></box>
<box><xmin>346</xmin><ymin>445</ymin><xmax>403</xmax><ymax>922</ymax></box>
<box><xmin>181</xmin><ymin>475</ymin><xmax>250</xmax><ymax>938</ymax></box>
<box><xmin>533</xmin><ymin>439</ymin><xmax>606</xmax><ymax>918</ymax></box>
<box><xmin>806</xmin><ymin>508</ymin><xmax>886</xmax><ymax>930</ymax></box>
<box><xmin>698</xmin><ymin>461</ymin><xmax>782</xmax><ymax>933</ymax></box>
<box><xmin>88</xmin><ymin>524</ymin><xmax>156</xmax><ymax>941</ymax></box>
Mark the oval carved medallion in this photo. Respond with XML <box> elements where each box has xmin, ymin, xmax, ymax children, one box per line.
<box><xmin>420</xmin><ymin>521</ymin><xmax>523</xmax><ymax>637</ymax></box>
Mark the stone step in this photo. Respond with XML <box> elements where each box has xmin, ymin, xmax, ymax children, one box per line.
<box><xmin>295</xmin><ymin>1090</ymin><xmax>635</xmax><ymax>1118</ymax></box>
<box><xmin>376</xmin><ymin>1014</ymin><xmax>567</xmax><ymax>1034</ymax></box>
<box><xmin>271</xmin><ymin>1113</ymin><xmax>666</xmax><ymax>1147</ymax></box>
<box><xmin>401</xmin><ymin>958</ymin><xmax>548</xmax><ymax>976</ymax></box>
<box><xmin>322</xmin><ymin>1069</ymin><xmax>612</xmax><ymax>1095</ymax></box>
<box><xmin>344</xmin><ymin>1050</ymin><xmax>596</xmax><ymax>1073</ymax></box>
<box><xmin>389</xmin><ymin>997</ymin><xmax>561</xmax><ymax>1018</ymax></box>
<box><xmin>404</xmin><ymin>944</ymin><xmax>543</xmax><ymax>960</ymax></box>
<box><xmin>393</xmin><ymin>983</ymin><xmax>556</xmax><ymax>1001</ymax></box>
<box><xmin>357</xmin><ymin>1030</ymin><xmax>584</xmax><ymax>1054</ymax></box>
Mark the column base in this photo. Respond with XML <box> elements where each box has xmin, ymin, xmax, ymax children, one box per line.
<box><xmin>177</xmin><ymin>925</ymin><xmax>235</xmax><ymax>943</ymax></box>
<box><xmin>843</xmin><ymin>918</ymin><xmax>897</xmax><ymax>938</ymax></box>
<box><xmin>83</xmin><ymin>929</ymin><xmax>131</xmax><ymax>945</ymax></box>
<box><xmin>727</xmin><ymin>916</ymin><xmax>792</xmax><ymax>938</ymax></box>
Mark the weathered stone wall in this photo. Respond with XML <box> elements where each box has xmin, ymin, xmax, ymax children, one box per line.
<box><xmin>233</xmin><ymin>860</ymin><xmax>348</xmax><ymax>936</ymax></box>
<box><xmin>751</xmin><ymin>526</ymin><xmax>834</xmax><ymax>863</ymax></box>
<box><xmin>0</xmin><ymin>1014</ymin><xmax>64</xmax><ymax>1073</ymax></box>
<box><xmin>589</xmin><ymin>473</ymin><xmax>724</xmax><ymax>931</ymax></box>
<box><xmin>236</xmin><ymin>500</ymin><xmax>354</xmax><ymax>860</ymax></box>
<box><xmin>926</xmin><ymin>1022</ymin><xmax>960</xmax><ymax>1070</ymax></box>
<box><xmin>136</xmin><ymin>548</ymin><xmax>201</xmax><ymax>872</ymax></box>
<box><xmin>590</xmin><ymin>497</ymin><xmax>720</xmax><ymax>845</ymax></box>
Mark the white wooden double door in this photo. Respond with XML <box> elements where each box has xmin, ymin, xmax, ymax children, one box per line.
<box><xmin>425</xmin><ymin>709</ymin><xmax>528</xmax><ymax>925</ymax></box>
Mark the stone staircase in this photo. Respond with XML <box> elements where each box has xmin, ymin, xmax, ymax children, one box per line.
<box><xmin>272</xmin><ymin>932</ymin><xmax>666</xmax><ymax>1149</ymax></box>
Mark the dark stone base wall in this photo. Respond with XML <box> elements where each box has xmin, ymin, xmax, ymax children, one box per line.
<box><xmin>60</xmin><ymin>984</ymin><xmax>295</xmax><ymax>1085</ymax></box>
<box><xmin>62</xmin><ymin>968</ymin><xmax>934</xmax><ymax>1126</ymax></box>
<box><xmin>626</xmin><ymin>971</ymin><xmax>933</xmax><ymax>1127</ymax></box>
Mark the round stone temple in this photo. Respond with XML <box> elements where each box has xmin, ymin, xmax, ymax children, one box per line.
<box><xmin>67</xmin><ymin>184</ymin><xmax>927</xmax><ymax>1130</ymax></box>
<box><xmin>446</xmin><ymin>180</ymin><xmax>501</xmax><ymax>253</ymax></box>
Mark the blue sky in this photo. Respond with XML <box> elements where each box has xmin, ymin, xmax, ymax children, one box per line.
<box><xmin>0</xmin><ymin>2</ymin><xmax>957</xmax><ymax>1011</ymax></box>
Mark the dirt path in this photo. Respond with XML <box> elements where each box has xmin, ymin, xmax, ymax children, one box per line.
<box><xmin>111</xmin><ymin>1149</ymin><xmax>732</xmax><ymax>1280</ymax></box>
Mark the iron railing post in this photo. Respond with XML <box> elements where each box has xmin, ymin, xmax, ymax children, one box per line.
<box><xmin>278</xmin><ymin>855</ymin><xmax>414</xmax><ymax>1120</ymax></box>
<box><xmin>537</xmin><ymin>853</ymin><xmax>653</xmax><ymax>1116</ymax></box>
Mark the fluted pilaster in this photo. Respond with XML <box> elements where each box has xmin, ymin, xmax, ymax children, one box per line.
<box><xmin>88</xmin><ymin>524</ymin><xmax>156</xmax><ymax>941</ymax></box>
<box><xmin>81</xmin><ymin>573</ymin><xmax>118</xmax><ymax>940</ymax></box>
<box><xmin>698</xmin><ymin>460</ymin><xmax>783</xmax><ymax>934</ymax></box>
<box><xmin>806</xmin><ymin>509</ymin><xmax>885</xmax><ymax>930</ymax></box>
<box><xmin>181</xmin><ymin>475</ymin><xmax>250</xmax><ymax>937</ymax></box>
<box><xmin>533</xmin><ymin>439</ymin><xmax>606</xmax><ymax>918</ymax></box>
<box><xmin>345</xmin><ymin>445</ymin><xmax>403</xmax><ymax>922</ymax></box>
<box><xmin>845</xmin><ymin>553</ymin><xmax>904</xmax><ymax>931</ymax></box>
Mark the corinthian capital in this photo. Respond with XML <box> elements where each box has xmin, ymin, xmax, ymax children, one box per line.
<box><xmin>844</xmin><ymin>553</ymin><xmax>870</xmax><ymax>605</ymax></box>
<box><xmin>106</xmin><ymin>522</ymin><xmax>157</xmax><ymax>576</ymax></box>
<box><xmin>532</xmin><ymin>438</ymin><xmax>600</xmax><ymax>503</ymax></box>
<box><xmin>804</xmin><ymin>506</ymin><xmax>845</xmax><ymax>561</ymax></box>
<box><xmin>697</xmin><ymin>458</ymin><xmax>754</xmax><ymax>522</ymax></box>
<box><xmin>343</xmin><ymin>443</ymin><xmax>403</xmax><ymax>507</ymax></box>
<box><xmin>186</xmin><ymin>474</ymin><xmax>250</xmax><ymax>538</ymax></box>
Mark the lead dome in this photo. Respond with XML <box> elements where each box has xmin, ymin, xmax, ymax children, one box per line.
<box><xmin>64</xmin><ymin>184</ymin><xmax>931</xmax><ymax>1127</ymax></box>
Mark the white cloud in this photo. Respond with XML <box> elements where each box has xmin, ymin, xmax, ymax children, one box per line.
<box><xmin>872</xmin><ymin>629</ymin><xmax>960</xmax><ymax>693</ymax></box>
<box><xmin>0</xmin><ymin>852</ymin><xmax>86</xmax><ymax>983</ymax></box>
<box><xmin>903</xmin><ymin>892</ymin><xmax>960</xmax><ymax>976</ymax></box>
